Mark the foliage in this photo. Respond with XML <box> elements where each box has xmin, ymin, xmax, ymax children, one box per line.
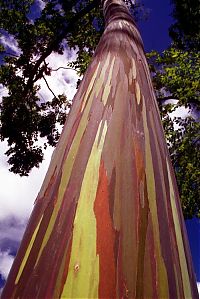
<box><xmin>0</xmin><ymin>0</ymin><xmax>143</xmax><ymax>175</ymax></box>
<box><xmin>147</xmin><ymin>48</ymin><xmax>200</xmax><ymax>109</ymax></box>
<box><xmin>171</xmin><ymin>117</ymin><xmax>200</xmax><ymax>219</ymax></box>
<box><xmin>160</xmin><ymin>103</ymin><xmax>200</xmax><ymax>218</ymax></box>
<box><xmin>145</xmin><ymin>0</ymin><xmax>200</xmax><ymax>218</ymax></box>
<box><xmin>169</xmin><ymin>0</ymin><xmax>200</xmax><ymax>50</ymax></box>
<box><xmin>0</xmin><ymin>0</ymin><xmax>101</xmax><ymax>175</ymax></box>
<box><xmin>147</xmin><ymin>48</ymin><xmax>200</xmax><ymax>218</ymax></box>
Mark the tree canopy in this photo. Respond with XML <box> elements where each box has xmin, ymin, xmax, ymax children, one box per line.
<box><xmin>0</xmin><ymin>0</ymin><xmax>199</xmax><ymax>218</ymax></box>
<box><xmin>147</xmin><ymin>0</ymin><xmax>200</xmax><ymax>218</ymax></box>
<box><xmin>0</xmin><ymin>0</ymin><xmax>142</xmax><ymax>175</ymax></box>
<box><xmin>0</xmin><ymin>0</ymin><xmax>103</xmax><ymax>175</ymax></box>
<box><xmin>169</xmin><ymin>0</ymin><xmax>200</xmax><ymax>50</ymax></box>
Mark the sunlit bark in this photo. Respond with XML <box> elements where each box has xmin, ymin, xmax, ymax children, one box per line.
<box><xmin>2</xmin><ymin>0</ymin><xmax>198</xmax><ymax>298</ymax></box>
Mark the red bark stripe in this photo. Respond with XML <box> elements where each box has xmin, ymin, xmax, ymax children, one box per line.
<box><xmin>94</xmin><ymin>161</ymin><xmax>116</xmax><ymax>298</ymax></box>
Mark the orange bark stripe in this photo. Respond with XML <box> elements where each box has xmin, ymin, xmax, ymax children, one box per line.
<box><xmin>94</xmin><ymin>161</ymin><xmax>116</xmax><ymax>298</ymax></box>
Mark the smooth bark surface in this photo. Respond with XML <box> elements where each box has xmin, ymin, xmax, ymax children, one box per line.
<box><xmin>2</xmin><ymin>0</ymin><xmax>198</xmax><ymax>298</ymax></box>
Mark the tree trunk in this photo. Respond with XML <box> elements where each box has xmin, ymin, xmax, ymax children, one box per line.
<box><xmin>2</xmin><ymin>0</ymin><xmax>198</xmax><ymax>298</ymax></box>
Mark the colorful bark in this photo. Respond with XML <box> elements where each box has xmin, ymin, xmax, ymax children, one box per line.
<box><xmin>2</xmin><ymin>0</ymin><xmax>198</xmax><ymax>298</ymax></box>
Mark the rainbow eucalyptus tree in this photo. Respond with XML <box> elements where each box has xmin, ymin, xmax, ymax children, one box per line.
<box><xmin>2</xmin><ymin>0</ymin><xmax>198</xmax><ymax>298</ymax></box>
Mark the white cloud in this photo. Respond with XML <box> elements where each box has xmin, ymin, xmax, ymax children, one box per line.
<box><xmin>0</xmin><ymin>217</ymin><xmax>26</xmax><ymax>244</ymax></box>
<box><xmin>0</xmin><ymin>35</ymin><xmax>21</xmax><ymax>55</ymax></box>
<box><xmin>0</xmin><ymin>85</ymin><xmax>8</xmax><ymax>102</ymax></box>
<box><xmin>164</xmin><ymin>99</ymin><xmax>189</xmax><ymax>118</ymax></box>
<box><xmin>38</xmin><ymin>47</ymin><xmax>79</xmax><ymax>102</ymax></box>
<box><xmin>0</xmin><ymin>45</ymin><xmax>79</xmax><ymax>223</ymax></box>
<box><xmin>0</xmin><ymin>250</ymin><xmax>14</xmax><ymax>280</ymax></box>
<box><xmin>0</xmin><ymin>217</ymin><xmax>27</xmax><ymax>286</ymax></box>
<box><xmin>0</xmin><ymin>141</ymin><xmax>54</xmax><ymax>222</ymax></box>
<box><xmin>170</xmin><ymin>105</ymin><xmax>189</xmax><ymax>120</ymax></box>
<box><xmin>0</xmin><ymin>142</ymin><xmax>54</xmax><ymax>287</ymax></box>
<box><xmin>35</xmin><ymin>0</ymin><xmax>45</xmax><ymax>10</ymax></box>
<box><xmin>197</xmin><ymin>282</ymin><xmax>200</xmax><ymax>298</ymax></box>
<box><xmin>163</xmin><ymin>99</ymin><xmax>190</xmax><ymax>130</ymax></box>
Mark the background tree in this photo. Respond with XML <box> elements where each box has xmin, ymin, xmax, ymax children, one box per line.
<box><xmin>147</xmin><ymin>47</ymin><xmax>200</xmax><ymax>218</ymax></box>
<box><xmin>145</xmin><ymin>0</ymin><xmax>200</xmax><ymax>218</ymax></box>
<box><xmin>0</xmin><ymin>0</ymin><xmax>101</xmax><ymax>175</ymax></box>
<box><xmin>169</xmin><ymin>0</ymin><xmax>200</xmax><ymax>50</ymax></box>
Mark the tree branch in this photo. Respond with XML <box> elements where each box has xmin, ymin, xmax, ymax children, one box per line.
<box><xmin>24</xmin><ymin>0</ymin><xmax>100</xmax><ymax>95</ymax></box>
<box><xmin>51</xmin><ymin>66</ymin><xmax>76</xmax><ymax>72</ymax></box>
<box><xmin>42</xmin><ymin>75</ymin><xmax>57</xmax><ymax>99</ymax></box>
<box><xmin>157</xmin><ymin>96</ymin><xmax>178</xmax><ymax>102</ymax></box>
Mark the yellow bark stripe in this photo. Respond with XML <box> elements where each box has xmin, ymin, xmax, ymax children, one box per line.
<box><xmin>35</xmin><ymin>66</ymin><xmax>101</xmax><ymax>266</ymax></box>
<box><xmin>81</xmin><ymin>62</ymin><xmax>100</xmax><ymax>112</ymax></box>
<box><xmin>61</xmin><ymin>121</ymin><xmax>107</xmax><ymax>298</ymax></box>
<box><xmin>166</xmin><ymin>159</ymin><xmax>192</xmax><ymax>299</ymax></box>
<box><xmin>135</xmin><ymin>81</ymin><xmax>141</xmax><ymax>105</ymax></box>
<box><xmin>102</xmin><ymin>56</ymin><xmax>115</xmax><ymax>105</ymax></box>
<box><xmin>128</xmin><ymin>58</ymin><xmax>136</xmax><ymax>84</ymax></box>
<box><xmin>94</xmin><ymin>52</ymin><xmax>111</xmax><ymax>99</ymax></box>
<box><xmin>142</xmin><ymin>99</ymin><xmax>169</xmax><ymax>298</ymax></box>
<box><xmin>15</xmin><ymin>216</ymin><xmax>43</xmax><ymax>284</ymax></box>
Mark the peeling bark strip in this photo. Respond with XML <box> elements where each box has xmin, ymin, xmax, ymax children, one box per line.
<box><xmin>2</xmin><ymin>0</ymin><xmax>198</xmax><ymax>298</ymax></box>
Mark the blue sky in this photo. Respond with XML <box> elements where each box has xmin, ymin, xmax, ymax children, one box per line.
<box><xmin>138</xmin><ymin>0</ymin><xmax>173</xmax><ymax>52</ymax></box>
<box><xmin>186</xmin><ymin>218</ymin><xmax>200</xmax><ymax>282</ymax></box>
<box><xmin>0</xmin><ymin>0</ymin><xmax>199</xmax><ymax>294</ymax></box>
